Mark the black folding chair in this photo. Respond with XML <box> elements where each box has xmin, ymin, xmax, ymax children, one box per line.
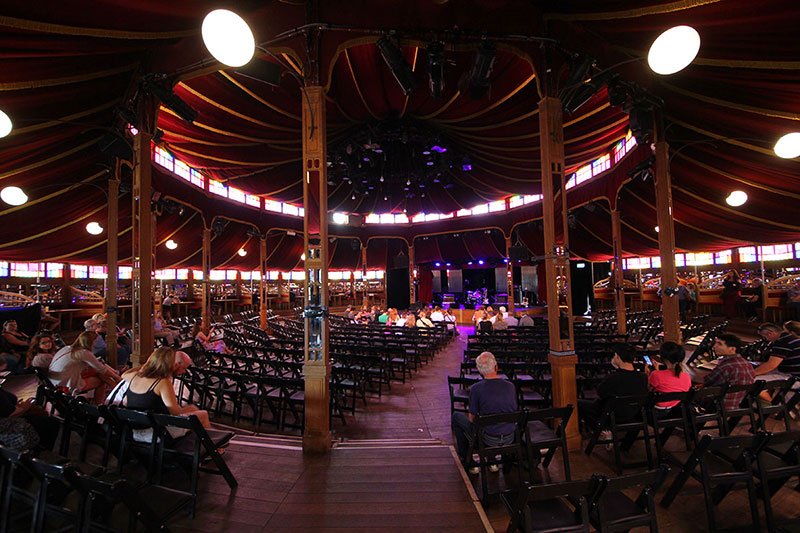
<box><xmin>150</xmin><ymin>413</ymin><xmax>237</xmax><ymax>517</ymax></box>
<box><xmin>26</xmin><ymin>456</ymin><xmax>79</xmax><ymax>533</ymax></box>
<box><xmin>501</xmin><ymin>478</ymin><xmax>597</xmax><ymax>533</ymax></box>
<box><xmin>447</xmin><ymin>376</ymin><xmax>473</xmax><ymax>415</ymax></box>
<box><xmin>753</xmin><ymin>429</ymin><xmax>800</xmax><ymax>531</ymax></box>
<box><xmin>648</xmin><ymin>391</ymin><xmax>693</xmax><ymax>464</ymax></box>
<box><xmin>755</xmin><ymin>378</ymin><xmax>796</xmax><ymax>432</ymax></box>
<box><xmin>0</xmin><ymin>446</ymin><xmax>35</xmax><ymax>533</ymax></box>
<box><xmin>584</xmin><ymin>394</ymin><xmax>653</xmax><ymax>475</ymax></box>
<box><xmin>588</xmin><ymin>465</ymin><xmax>670</xmax><ymax>533</ymax></box>
<box><xmin>468</xmin><ymin>411</ymin><xmax>526</xmax><ymax>504</ymax></box>
<box><xmin>523</xmin><ymin>405</ymin><xmax>573</xmax><ymax>481</ymax></box>
<box><xmin>661</xmin><ymin>433</ymin><xmax>769</xmax><ymax>533</ymax></box>
<box><xmin>720</xmin><ymin>382</ymin><xmax>762</xmax><ymax>435</ymax></box>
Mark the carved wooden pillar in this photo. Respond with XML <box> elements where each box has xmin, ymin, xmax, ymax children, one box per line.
<box><xmin>505</xmin><ymin>237</ymin><xmax>515</xmax><ymax>312</ymax></box>
<box><xmin>611</xmin><ymin>209</ymin><xmax>627</xmax><ymax>335</ymax></box>
<box><xmin>301</xmin><ymin>85</ymin><xmax>331</xmax><ymax>454</ymax></box>
<box><xmin>654</xmin><ymin>113</ymin><xmax>681</xmax><ymax>343</ymax></box>
<box><xmin>105</xmin><ymin>172</ymin><xmax>119</xmax><ymax>368</ymax></box>
<box><xmin>260</xmin><ymin>236</ymin><xmax>268</xmax><ymax>329</ymax></box>
<box><xmin>540</xmin><ymin>95</ymin><xmax>580</xmax><ymax>450</ymax></box>
<box><xmin>361</xmin><ymin>242</ymin><xmax>368</xmax><ymax>308</ymax></box>
<box><xmin>201</xmin><ymin>226</ymin><xmax>211</xmax><ymax>334</ymax></box>
<box><xmin>408</xmin><ymin>244</ymin><xmax>416</xmax><ymax>305</ymax></box>
<box><xmin>132</xmin><ymin>117</ymin><xmax>154</xmax><ymax>366</ymax></box>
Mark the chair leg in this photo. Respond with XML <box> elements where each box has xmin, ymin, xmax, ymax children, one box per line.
<box><xmin>662</xmin><ymin>458</ymin><xmax>698</xmax><ymax>508</ymax></box>
<box><xmin>746</xmin><ymin>477</ymin><xmax>761</xmax><ymax>532</ymax></box>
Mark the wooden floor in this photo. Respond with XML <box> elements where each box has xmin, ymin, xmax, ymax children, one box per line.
<box><xmin>171</xmin><ymin>436</ymin><xmax>490</xmax><ymax>532</ymax></box>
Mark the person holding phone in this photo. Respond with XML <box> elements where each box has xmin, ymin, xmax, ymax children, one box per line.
<box><xmin>647</xmin><ymin>342</ymin><xmax>691</xmax><ymax>417</ymax></box>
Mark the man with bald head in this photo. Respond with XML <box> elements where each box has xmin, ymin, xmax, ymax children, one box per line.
<box><xmin>451</xmin><ymin>351</ymin><xmax>518</xmax><ymax>473</ymax></box>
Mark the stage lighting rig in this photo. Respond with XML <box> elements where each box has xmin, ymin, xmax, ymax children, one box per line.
<box><xmin>460</xmin><ymin>40</ymin><xmax>496</xmax><ymax>100</ymax></box>
<box><xmin>427</xmin><ymin>41</ymin><xmax>445</xmax><ymax>99</ymax></box>
<box><xmin>377</xmin><ymin>36</ymin><xmax>418</xmax><ymax>95</ymax></box>
<box><xmin>141</xmin><ymin>74</ymin><xmax>199</xmax><ymax>125</ymax></box>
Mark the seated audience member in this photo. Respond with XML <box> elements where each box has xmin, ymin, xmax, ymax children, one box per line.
<box><xmin>386</xmin><ymin>308</ymin><xmax>399</xmax><ymax>326</ymax></box>
<box><xmin>153</xmin><ymin>309</ymin><xmax>179</xmax><ymax>347</ymax></box>
<box><xmin>471</xmin><ymin>306</ymin><xmax>484</xmax><ymax>329</ymax></box>
<box><xmin>702</xmin><ymin>333</ymin><xmax>755</xmax><ymax>411</ymax></box>
<box><xmin>86</xmin><ymin>317</ymin><xmax>131</xmax><ymax>369</ymax></box>
<box><xmin>505</xmin><ymin>312</ymin><xmax>518</xmax><ymax>327</ymax></box>
<box><xmin>0</xmin><ymin>360</ymin><xmax>60</xmax><ymax>451</ymax></box>
<box><xmin>369</xmin><ymin>306</ymin><xmax>380</xmax><ymax>322</ymax></box>
<box><xmin>26</xmin><ymin>333</ymin><xmax>56</xmax><ymax>370</ymax></box>
<box><xmin>741</xmin><ymin>279</ymin><xmax>765</xmax><ymax>322</ymax></box>
<box><xmin>518</xmin><ymin>313</ymin><xmax>534</xmax><ymax>328</ymax></box>
<box><xmin>49</xmin><ymin>331</ymin><xmax>121</xmax><ymax>404</ymax></box>
<box><xmin>647</xmin><ymin>342</ymin><xmax>691</xmax><ymax>417</ymax></box>
<box><xmin>486</xmin><ymin>306</ymin><xmax>496</xmax><ymax>323</ymax></box>
<box><xmin>578</xmin><ymin>343</ymin><xmax>648</xmax><ymax>428</ymax></box>
<box><xmin>378</xmin><ymin>309</ymin><xmax>390</xmax><ymax>324</ymax></box>
<box><xmin>417</xmin><ymin>310</ymin><xmax>434</xmax><ymax>328</ymax></box>
<box><xmin>444</xmin><ymin>308</ymin><xmax>458</xmax><ymax>336</ymax></box>
<box><xmin>2</xmin><ymin>320</ymin><xmax>29</xmax><ymax>355</ymax></box>
<box><xmin>430</xmin><ymin>306</ymin><xmax>444</xmax><ymax>322</ymax></box>
<box><xmin>119</xmin><ymin>346</ymin><xmax>211</xmax><ymax>428</ymax></box>
<box><xmin>191</xmin><ymin>322</ymin><xmax>230</xmax><ymax>354</ymax></box>
<box><xmin>492</xmin><ymin>313</ymin><xmax>508</xmax><ymax>331</ymax></box>
<box><xmin>498</xmin><ymin>306</ymin><xmax>508</xmax><ymax>319</ymax></box>
<box><xmin>161</xmin><ymin>292</ymin><xmax>175</xmax><ymax>320</ymax></box>
<box><xmin>754</xmin><ymin>322</ymin><xmax>800</xmax><ymax>379</ymax></box>
<box><xmin>404</xmin><ymin>313</ymin><xmax>417</xmax><ymax>328</ymax></box>
<box><xmin>451</xmin><ymin>351</ymin><xmax>518</xmax><ymax>474</ymax></box>
<box><xmin>784</xmin><ymin>320</ymin><xmax>800</xmax><ymax>337</ymax></box>
<box><xmin>343</xmin><ymin>306</ymin><xmax>354</xmax><ymax>320</ymax></box>
<box><xmin>477</xmin><ymin>312</ymin><xmax>493</xmax><ymax>333</ymax></box>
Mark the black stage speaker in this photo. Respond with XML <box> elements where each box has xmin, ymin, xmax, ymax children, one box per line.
<box><xmin>509</xmin><ymin>245</ymin><xmax>529</xmax><ymax>262</ymax></box>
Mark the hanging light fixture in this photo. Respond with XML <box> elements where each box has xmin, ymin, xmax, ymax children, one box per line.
<box><xmin>300</xmin><ymin>253</ymin><xmax>306</xmax><ymax>261</ymax></box>
<box><xmin>86</xmin><ymin>222</ymin><xmax>104</xmax><ymax>235</ymax></box>
<box><xmin>201</xmin><ymin>9</ymin><xmax>255</xmax><ymax>68</ymax></box>
<box><xmin>774</xmin><ymin>132</ymin><xmax>800</xmax><ymax>159</ymax></box>
<box><xmin>648</xmin><ymin>26</ymin><xmax>700</xmax><ymax>75</ymax></box>
<box><xmin>0</xmin><ymin>186</ymin><xmax>28</xmax><ymax>206</ymax></box>
<box><xmin>725</xmin><ymin>190</ymin><xmax>748</xmax><ymax>207</ymax></box>
<box><xmin>237</xmin><ymin>248</ymin><xmax>247</xmax><ymax>257</ymax></box>
<box><xmin>0</xmin><ymin>109</ymin><xmax>12</xmax><ymax>138</ymax></box>
<box><xmin>165</xmin><ymin>239</ymin><xmax>178</xmax><ymax>250</ymax></box>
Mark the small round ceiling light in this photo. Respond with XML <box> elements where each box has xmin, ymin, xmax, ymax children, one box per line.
<box><xmin>774</xmin><ymin>132</ymin><xmax>800</xmax><ymax>159</ymax></box>
<box><xmin>725</xmin><ymin>190</ymin><xmax>748</xmax><ymax>207</ymax></box>
<box><xmin>0</xmin><ymin>109</ymin><xmax>12</xmax><ymax>138</ymax></box>
<box><xmin>300</xmin><ymin>253</ymin><xmax>306</xmax><ymax>261</ymax></box>
<box><xmin>655</xmin><ymin>226</ymin><xmax>660</xmax><ymax>233</ymax></box>
<box><xmin>201</xmin><ymin>9</ymin><xmax>255</xmax><ymax>68</ymax></box>
<box><xmin>165</xmin><ymin>239</ymin><xmax>178</xmax><ymax>250</ymax></box>
<box><xmin>86</xmin><ymin>222</ymin><xmax>104</xmax><ymax>235</ymax></box>
<box><xmin>648</xmin><ymin>26</ymin><xmax>701</xmax><ymax>75</ymax></box>
<box><xmin>0</xmin><ymin>186</ymin><xmax>28</xmax><ymax>206</ymax></box>
<box><xmin>237</xmin><ymin>248</ymin><xmax>247</xmax><ymax>257</ymax></box>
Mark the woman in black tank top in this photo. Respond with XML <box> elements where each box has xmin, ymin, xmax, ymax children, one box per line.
<box><xmin>119</xmin><ymin>346</ymin><xmax>211</xmax><ymax>428</ymax></box>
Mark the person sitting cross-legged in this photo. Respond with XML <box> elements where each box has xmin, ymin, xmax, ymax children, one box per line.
<box><xmin>451</xmin><ymin>351</ymin><xmax>518</xmax><ymax>474</ymax></box>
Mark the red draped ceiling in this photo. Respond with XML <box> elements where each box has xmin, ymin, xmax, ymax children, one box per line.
<box><xmin>1</xmin><ymin>0</ymin><xmax>799</xmax><ymax>270</ymax></box>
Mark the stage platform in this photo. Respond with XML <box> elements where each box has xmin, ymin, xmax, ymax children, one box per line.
<box><xmin>171</xmin><ymin>433</ymin><xmax>490</xmax><ymax>532</ymax></box>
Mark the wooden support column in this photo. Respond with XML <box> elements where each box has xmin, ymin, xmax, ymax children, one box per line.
<box><xmin>654</xmin><ymin>115</ymin><xmax>681</xmax><ymax>343</ymax></box>
<box><xmin>539</xmin><ymin>95</ymin><xmax>580</xmax><ymax>451</ymax></box>
<box><xmin>259</xmin><ymin>236</ymin><xmax>268</xmax><ymax>329</ymax></box>
<box><xmin>132</xmin><ymin>125</ymin><xmax>154</xmax><ymax>366</ymax></box>
<box><xmin>408</xmin><ymin>244</ymin><xmax>416</xmax><ymax>305</ymax></box>
<box><xmin>105</xmin><ymin>172</ymin><xmax>120</xmax><ymax>369</ymax></box>
<box><xmin>611</xmin><ymin>209</ymin><xmax>627</xmax><ymax>335</ymax></box>
<box><xmin>505</xmin><ymin>237</ymin><xmax>515</xmax><ymax>312</ymax></box>
<box><xmin>62</xmin><ymin>263</ymin><xmax>72</xmax><ymax>306</ymax></box>
<box><xmin>201</xmin><ymin>226</ymin><xmax>211</xmax><ymax>333</ymax></box>
<box><xmin>361</xmin><ymin>243</ymin><xmax>368</xmax><ymax>308</ymax></box>
<box><xmin>301</xmin><ymin>85</ymin><xmax>331</xmax><ymax>454</ymax></box>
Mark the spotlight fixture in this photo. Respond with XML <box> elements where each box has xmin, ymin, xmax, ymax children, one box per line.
<box><xmin>477</xmin><ymin>260</ymin><xmax>485</xmax><ymax>265</ymax></box>
<box><xmin>237</xmin><ymin>248</ymin><xmax>247</xmax><ymax>257</ymax></box>
<box><xmin>626</xmin><ymin>155</ymin><xmax>656</xmax><ymax>179</ymax></box>
<box><xmin>725</xmin><ymin>190</ymin><xmax>748</xmax><ymax>207</ymax></box>
<box><xmin>427</xmin><ymin>41</ymin><xmax>445</xmax><ymax>99</ymax></box>
<box><xmin>562</xmin><ymin>54</ymin><xmax>595</xmax><ymax>93</ymax></box>
<box><xmin>86</xmin><ymin>222</ymin><xmax>104</xmax><ymax>235</ymax></box>
<box><xmin>141</xmin><ymin>75</ymin><xmax>198</xmax><ymax>125</ymax></box>
<box><xmin>211</xmin><ymin>219</ymin><xmax>226</xmax><ymax>237</ymax></box>
<box><xmin>774</xmin><ymin>132</ymin><xmax>800</xmax><ymax>159</ymax></box>
<box><xmin>460</xmin><ymin>40</ymin><xmax>496</xmax><ymax>100</ymax></box>
<box><xmin>607</xmin><ymin>77</ymin><xmax>629</xmax><ymax>107</ymax></box>
<box><xmin>0</xmin><ymin>108</ymin><xmax>13</xmax><ymax>138</ymax></box>
<box><xmin>165</xmin><ymin>239</ymin><xmax>178</xmax><ymax>250</ymax></box>
<box><xmin>201</xmin><ymin>9</ymin><xmax>255</xmax><ymax>68</ymax></box>
<box><xmin>376</xmin><ymin>35</ymin><xmax>418</xmax><ymax>95</ymax></box>
<box><xmin>624</xmin><ymin>98</ymin><xmax>656</xmax><ymax>145</ymax></box>
<box><xmin>648</xmin><ymin>26</ymin><xmax>701</xmax><ymax>75</ymax></box>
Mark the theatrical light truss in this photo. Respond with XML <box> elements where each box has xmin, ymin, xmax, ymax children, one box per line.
<box><xmin>140</xmin><ymin>74</ymin><xmax>198</xmax><ymax>125</ymax></box>
<box><xmin>459</xmin><ymin>40</ymin><xmax>496</xmax><ymax>100</ymax></box>
<box><xmin>376</xmin><ymin>35</ymin><xmax>418</xmax><ymax>95</ymax></box>
<box><xmin>427</xmin><ymin>41</ymin><xmax>445</xmax><ymax>99</ymax></box>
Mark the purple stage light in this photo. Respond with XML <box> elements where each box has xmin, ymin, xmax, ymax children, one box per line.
<box><xmin>478</xmin><ymin>259</ymin><xmax>484</xmax><ymax>265</ymax></box>
<box><xmin>446</xmin><ymin>262</ymin><xmax>451</xmax><ymax>267</ymax></box>
<box><xmin>462</xmin><ymin>164</ymin><xmax>472</xmax><ymax>171</ymax></box>
<box><xmin>434</xmin><ymin>262</ymin><xmax>441</xmax><ymax>267</ymax></box>
<box><xmin>431</xmin><ymin>146</ymin><xmax>447</xmax><ymax>153</ymax></box>
<box><xmin>426</xmin><ymin>161</ymin><xmax>434</xmax><ymax>166</ymax></box>
<box><xmin>467</xmin><ymin>261</ymin><xmax>473</xmax><ymax>265</ymax></box>
<box><xmin>504</xmin><ymin>258</ymin><xmax>509</xmax><ymax>263</ymax></box>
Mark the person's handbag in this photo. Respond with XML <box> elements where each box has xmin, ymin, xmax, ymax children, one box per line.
<box><xmin>0</xmin><ymin>417</ymin><xmax>40</xmax><ymax>450</ymax></box>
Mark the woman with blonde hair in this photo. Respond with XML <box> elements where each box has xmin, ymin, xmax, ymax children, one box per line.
<box><xmin>48</xmin><ymin>331</ymin><xmax>120</xmax><ymax>404</ymax></box>
<box><xmin>120</xmin><ymin>346</ymin><xmax>210</xmax><ymax>428</ymax></box>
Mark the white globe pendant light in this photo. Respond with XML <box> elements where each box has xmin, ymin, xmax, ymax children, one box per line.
<box><xmin>725</xmin><ymin>190</ymin><xmax>748</xmax><ymax>207</ymax></box>
<box><xmin>165</xmin><ymin>239</ymin><xmax>178</xmax><ymax>250</ymax></box>
<box><xmin>774</xmin><ymin>132</ymin><xmax>800</xmax><ymax>159</ymax></box>
<box><xmin>201</xmin><ymin>9</ymin><xmax>255</xmax><ymax>68</ymax></box>
<box><xmin>648</xmin><ymin>26</ymin><xmax>701</xmax><ymax>75</ymax></box>
<box><xmin>0</xmin><ymin>109</ymin><xmax>12</xmax><ymax>138</ymax></box>
<box><xmin>86</xmin><ymin>222</ymin><xmax>104</xmax><ymax>235</ymax></box>
<box><xmin>0</xmin><ymin>186</ymin><xmax>28</xmax><ymax>206</ymax></box>
<box><xmin>237</xmin><ymin>248</ymin><xmax>247</xmax><ymax>257</ymax></box>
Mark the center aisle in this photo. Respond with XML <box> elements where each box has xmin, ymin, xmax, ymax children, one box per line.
<box><xmin>331</xmin><ymin>327</ymin><xmax>469</xmax><ymax>443</ymax></box>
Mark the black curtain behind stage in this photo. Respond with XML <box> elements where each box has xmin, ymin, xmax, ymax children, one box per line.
<box><xmin>0</xmin><ymin>304</ymin><xmax>41</xmax><ymax>336</ymax></box>
<box><xmin>386</xmin><ymin>268</ymin><xmax>410</xmax><ymax>310</ymax></box>
<box><xmin>571</xmin><ymin>262</ymin><xmax>593</xmax><ymax>315</ymax></box>
<box><xmin>462</xmin><ymin>268</ymin><xmax>495</xmax><ymax>297</ymax></box>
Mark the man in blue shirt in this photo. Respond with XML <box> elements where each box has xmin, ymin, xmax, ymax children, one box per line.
<box><xmin>451</xmin><ymin>351</ymin><xmax>518</xmax><ymax>474</ymax></box>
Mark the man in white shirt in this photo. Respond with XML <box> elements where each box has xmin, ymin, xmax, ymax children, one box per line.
<box><xmin>430</xmin><ymin>306</ymin><xmax>444</xmax><ymax>322</ymax></box>
<box><xmin>499</xmin><ymin>306</ymin><xmax>509</xmax><ymax>318</ymax></box>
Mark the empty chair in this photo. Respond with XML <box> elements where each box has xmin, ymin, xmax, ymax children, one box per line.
<box><xmin>584</xmin><ymin>394</ymin><xmax>653</xmax><ymax>475</ymax></box>
<box><xmin>502</xmin><ymin>478</ymin><xmax>597</xmax><ymax>533</ymax></box>
<box><xmin>523</xmin><ymin>405</ymin><xmax>573</xmax><ymax>481</ymax></box>
<box><xmin>753</xmin><ymin>429</ymin><xmax>800</xmax><ymax>531</ymax></box>
<box><xmin>588</xmin><ymin>465</ymin><xmax>670</xmax><ymax>533</ymax></box>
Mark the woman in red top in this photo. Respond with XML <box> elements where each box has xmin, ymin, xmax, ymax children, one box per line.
<box><xmin>647</xmin><ymin>341</ymin><xmax>691</xmax><ymax>417</ymax></box>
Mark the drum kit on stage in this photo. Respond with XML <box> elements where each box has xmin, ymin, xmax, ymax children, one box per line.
<box><xmin>466</xmin><ymin>288</ymin><xmax>489</xmax><ymax>306</ymax></box>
